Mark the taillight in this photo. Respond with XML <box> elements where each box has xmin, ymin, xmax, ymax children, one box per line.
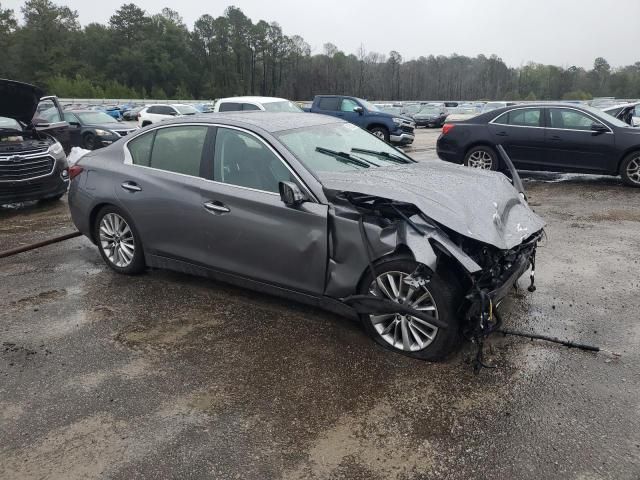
<box><xmin>69</xmin><ymin>165</ymin><xmax>84</xmax><ymax>180</ymax></box>
<box><xmin>442</xmin><ymin>123</ymin><xmax>455</xmax><ymax>135</ymax></box>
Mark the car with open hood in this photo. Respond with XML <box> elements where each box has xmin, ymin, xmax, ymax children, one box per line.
<box><xmin>0</xmin><ymin>79</ymin><xmax>69</xmax><ymax>204</ymax></box>
<box><xmin>67</xmin><ymin>112</ymin><xmax>544</xmax><ymax>360</ymax></box>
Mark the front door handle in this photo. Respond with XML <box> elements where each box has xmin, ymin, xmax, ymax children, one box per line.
<box><xmin>121</xmin><ymin>182</ymin><xmax>142</xmax><ymax>192</ymax></box>
<box><xmin>549</xmin><ymin>135</ymin><xmax>562</xmax><ymax>141</ymax></box>
<box><xmin>203</xmin><ymin>201</ymin><xmax>230</xmax><ymax>214</ymax></box>
<box><xmin>495</xmin><ymin>131</ymin><xmax>508</xmax><ymax>137</ymax></box>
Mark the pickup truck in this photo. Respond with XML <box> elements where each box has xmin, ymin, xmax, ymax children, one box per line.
<box><xmin>305</xmin><ymin>95</ymin><xmax>415</xmax><ymax>145</ymax></box>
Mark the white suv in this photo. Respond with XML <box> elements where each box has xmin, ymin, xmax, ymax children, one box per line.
<box><xmin>138</xmin><ymin>104</ymin><xmax>199</xmax><ymax>127</ymax></box>
<box><xmin>213</xmin><ymin>96</ymin><xmax>302</xmax><ymax>113</ymax></box>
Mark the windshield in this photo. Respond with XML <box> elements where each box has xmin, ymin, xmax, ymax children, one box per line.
<box><xmin>379</xmin><ymin>106</ymin><xmax>403</xmax><ymax>115</ymax></box>
<box><xmin>482</xmin><ymin>103</ymin><xmax>506</xmax><ymax>112</ymax></box>
<box><xmin>417</xmin><ymin>106</ymin><xmax>440</xmax><ymax>114</ymax></box>
<box><xmin>175</xmin><ymin>105</ymin><xmax>198</xmax><ymax>115</ymax></box>
<box><xmin>76</xmin><ymin>112</ymin><xmax>118</xmax><ymax>124</ymax></box>
<box><xmin>263</xmin><ymin>100</ymin><xmax>303</xmax><ymax>113</ymax></box>
<box><xmin>359</xmin><ymin>99</ymin><xmax>380</xmax><ymax>112</ymax></box>
<box><xmin>277</xmin><ymin>122</ymin><xmax>414</xmax><ymax>173</ymax></box>
<box><xmin>0</xmin><ymin>117</ymin><xmax>21</xmax><ymax>130</ymax></box>
<box><xmin>403</xmin><ymin>104</ymin><xmax>420</xmax><ymax>115</ymax></box>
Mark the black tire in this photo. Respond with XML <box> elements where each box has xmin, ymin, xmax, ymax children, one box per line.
<box><xmin>370</xmin><ymin>126</ymin><xmax>390</xmax><ymax>143</ymax></box>
<box><xmin>619</xmin><ymin>151</ymin><xmax>640</xmax><ymax>187</ymax></box>
<box><xmin>357</xmin><ymin>257</ymin><xmax>462</xmax><ymax>361</ymax></box>
<box><xmin>94</xmin><ymin>205</ymin><xmax>146</xmax><ymax>275</ymax></box>
<box><xmin>463</xmin><ymin>145</ymin><xmax>499</xmax><ymax>171</ymax></box>
<box><xmin>82</xmin><ymin>133</ymin><xmax>97</xmax><ymax>150</ymax></box>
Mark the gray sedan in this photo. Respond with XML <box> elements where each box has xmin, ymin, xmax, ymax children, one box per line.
<box><xmin>68</xmin><ymin>112</ymin><xmax>544</xmax><ymax>361</ymax></box>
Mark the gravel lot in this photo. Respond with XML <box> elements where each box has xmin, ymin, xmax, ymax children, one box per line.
<box><xmin>1</xmin><ymin>127</ymin><xmax>639</xmax><ymax>479</ymax></box>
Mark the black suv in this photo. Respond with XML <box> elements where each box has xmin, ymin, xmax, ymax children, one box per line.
<box><xmin>0</xmin><ymin>79</ymin><xmax>70</xmax><ymax>204</ymax></box>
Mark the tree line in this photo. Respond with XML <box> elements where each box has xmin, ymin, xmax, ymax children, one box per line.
<box><xmin>1</xmin><ymin>0</ymin><xmax>639</xmax><ymax>101</ymax></box>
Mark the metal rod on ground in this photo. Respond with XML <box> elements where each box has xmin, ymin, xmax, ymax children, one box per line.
<box><xmin>0</xmin><ymin>231</ymin><xmax>81</xmax><ymax>259</ymax></box>
<box><xmin>498</xmin><ymin>328</ymin><xmax>601</xmax><ymax>352</ymax></box>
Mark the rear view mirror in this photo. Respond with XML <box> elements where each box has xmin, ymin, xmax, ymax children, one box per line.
<box><xmin>279</xmin><ymin>181</ymin><xmax>305</xmax><ymax>207</ymax></box>
<box><xmin>353</xmin><ymin>106</ymin><xmax>364</xmax><ymax>114</ymax></box>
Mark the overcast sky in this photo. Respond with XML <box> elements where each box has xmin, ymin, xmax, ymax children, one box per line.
<box><xmin>4</xmin><ymin>0</ymin><xmax>639</xmax><ymax>69</ymax></box>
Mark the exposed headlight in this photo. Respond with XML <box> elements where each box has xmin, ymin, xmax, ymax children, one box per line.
<box><xmin>48</xmin><ymin>141</ymin><xmax>64</xmax><ymax>157</ymax></box>
<box><xmin>95</xmin><ymin>129</ymin><xmax>113</xmax><ymax>136</ymax></box>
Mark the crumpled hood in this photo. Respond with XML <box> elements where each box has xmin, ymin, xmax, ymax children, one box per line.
<box><xmin>319</xmin><ymin>160</ymin><xmax>545</xmax><ymax>250</ymax></box>
<box><xmin>0</xmin><ymin>79</ymin><xmax>44</xmax><ymax>124</ymax></box>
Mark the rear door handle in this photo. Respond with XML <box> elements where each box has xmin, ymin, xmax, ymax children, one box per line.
<box><xmin>121</xmin><ymin>182</ymin><xmax>141</xmax><ymax>192</ymax></box>
<box><xmin>203</xmin><ymin>201</ymin><xmax>230</xmax><ymax>214</ymax></box>
<box><xmin>549</xmin><ymin>135</ymin><xmax>562</xmax><ymax>141</ymax></box>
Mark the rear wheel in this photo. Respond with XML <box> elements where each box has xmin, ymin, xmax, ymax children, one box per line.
<box><xmin>464</xmin><ymin>146</ymin><xmax>498</xmax><ymax>170</ymax></box>
<box><xmin>620</xmin><ymin>151</ymin><xmax>640</xmax><ymax>187</ymax></box>
<box><xmin>370</xmin><ymin>126</ymin><xmax>389</xmax><ymax>142</ymax></box>
<box><xmin>94</xmin><ymin>206</ymin><xmax>145</xmax><ymax>274</ymax></box>
<box><xmin>358</xmin><ymin>258</ymin><xmax>461</xmax><ymax>361</ymax></box>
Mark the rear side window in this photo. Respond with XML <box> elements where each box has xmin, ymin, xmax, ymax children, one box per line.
<box><xmin>242</xmin><ymin>103</ymin><xmax>261</xmax><ymax>111</ymax></box>
<box><xmin>127</xmin><ymin>126</ymin><xmax>209</xmax><ymax>176</ymax></box>
<box><xmin>219</xmin><ymin>102</ymin><xmax>241</xmax><ymax>112</ymax></box>
<box><xmin>150</xmin><ymin>126</ymin><xmax>208</xmax><ymax>176</ymax></box>
<box><xmin>494</xmin><ymin>108</ymin><xmax>542</xmax><ymax>127</ymax></box>
<box><xmin>146</xmin><ymin>106</ymin><xmax>159</xmax><ymax>114</ymax></box>
<box><xmin>158</xmin><ymin>106</ymin><xmax>176</xmax><ymax>116</ymax></box>
<box><xmin>317</xmin><ymin>97</ymin><xmax>340</xmax><ymax>111</ymax></box>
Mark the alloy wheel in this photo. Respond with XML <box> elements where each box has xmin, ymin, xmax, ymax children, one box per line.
<box><xmin>626</xmin><ymin>156</ymin><xmax>640</xmax><ymax>185</ymax></box>
<box><xmin>99</xmin><ymin>213</ymin><xmax>135</xmax><ymax>267</ymax></box>
<box><xmin>368</xmin><ymin>271</ymin><xmax>439</xmax><ymax>352</ymax></box>
<box><xmin>373</xmin><ymin>130</ymin><xmax>386</xmax><ymax>139</ymax></box>
<box><xmin>467</xmin><ymin>150</ymin><xmax>494</xmax><ymax>169</ymax></box>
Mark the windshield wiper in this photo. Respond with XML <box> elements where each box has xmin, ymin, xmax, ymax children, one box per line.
<box><xmin>315</xmin><ymin>146</ymin><xmax>373</xmax><ymax>168</ymax></box>
<box><xmin>351</xmin><ymin>148</ymin><xmax>410</xmax><ymax>164</ymax></box>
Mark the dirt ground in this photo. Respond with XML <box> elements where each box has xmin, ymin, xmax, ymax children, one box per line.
<box><xmin>1</xmin><ymin>127</ymin><xmax>639</xmax><ymax>479</ymax></box>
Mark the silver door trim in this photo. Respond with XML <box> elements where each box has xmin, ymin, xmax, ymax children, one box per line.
<box><xmin>122</xmin><ymin>122</ymin><xmax>318</xmax><ymax>202</ymax></box>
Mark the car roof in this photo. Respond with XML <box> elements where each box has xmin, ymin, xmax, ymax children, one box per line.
<box><xmin>217</xmin><ymin>96</ymin><xmax>290</xmax><ymax>104</ymax></box>
<box><xmin>162</xmin><ymin>111</ymin><xmax>344</xmax><ymax>133</ymax></box>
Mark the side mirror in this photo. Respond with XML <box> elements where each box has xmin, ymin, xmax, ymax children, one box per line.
<box><xmin>591</xmin><ymin>123</ymin><xmax>608</xmax><ymax>134</ymax></box>
<box><xmin>279</xmin><ymin>181</ymin><xmax>305</xmax><ymax>207</ymax></box>
<box><xmin>353</xmin><ymin>106</ymin><xmax>364</xmax><ymax>115</ymax></box>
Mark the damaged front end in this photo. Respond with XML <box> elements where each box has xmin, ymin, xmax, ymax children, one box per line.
<box><xmin>319</xmin><ymin>160</ymin><xmax>545</xmax><ymax>361</ymax></box>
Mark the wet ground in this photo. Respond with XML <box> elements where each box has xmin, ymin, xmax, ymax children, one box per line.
<box><xmin>1</xmin><ymin>128</ymin><xmax>639</xmax><ymax>479</ymax></box>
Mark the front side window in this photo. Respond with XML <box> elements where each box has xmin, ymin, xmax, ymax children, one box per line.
<box><xmin>127</xmin><ymin>126</ymin><xmax>208</xmax><ymax>176</ymax></box>
<box><xmin>494</xmin><ymin>108</ymin><xmax>542</xmax><ymax>127</ymax></box>
<box><xmin>242</xmin><ymin>103</ymin><xmax>261</xmax><ymax>111</ymax></box>
<box><xmin>341</xmin><ymin>98</ymin><xmax>359</xmax><ymax>112</ymax></box>
<box><xmin>76</xmin><ymin>112</ymin><xmax>118</xmax><ymax>124</ymax></box>
<box><xmin>213</xmin><ymin>127</ymin><xmax>293</xmax><ymax>193</ymax></box>
<box><xmin>64</xmin><ymin>112</ymin><xmax>79</xmax><ymax>124</ymax></box>
<box><xmin>35</xmin><ymin>99</ymin><xmax>62</xmax><ymax>123</ymax></box>
<box><xmin>262</xmin><ymin>100</ymin><xmax>302</xmax><ymax>112</ymax></box>
<box><xmin>549</xmin><ymin>108</ymin><xmax>603</xmax><ymax>131</ymax></box>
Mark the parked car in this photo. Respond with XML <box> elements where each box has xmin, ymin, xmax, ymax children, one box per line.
<box><xmin>194</xmin><ymin>103</ymin><xmax>215</xmax><ymax>113</ymax></box>
<box><xmin>122</xmin><ymin>106</ymin><xmax>145</xmax><ymax>121</ymax></box>
<box><xmin>437</xmin><ymin>103</ymin><xmax>640</xmax><ymax>187</ymax></box>
<box><xmin>214</xmin><ymin>96</ymin><xmax>303</xmax><ymax>113</ymax></box>
<box><xmin>0</xmin><ymin>79</ymin><xmax>69</xmax><ymax>204</ymax></box>
<box><xmin>64</xmin><ymin>110</ymin><xmax>138</xmax><ymax>150</ymax></box>
<box><xmin>602</xmin><ymin>102</ymin><xmax>640</xmax><ymax>127</ymax></box>
<box><xmin>68</xmin><ymin>112</ymin><xmax>544</xmax><ymax>360</ymax></box>
<box><xmin>137</xmin><ymin>104</ymin><xmax>199</xmax><ymax>127</ymax></box>
<box><xmin>412</xmin><ymin>104</ymin><xmax>448</xmax><ymax>128</ymax></box>
<box><xmin>306</xmin><ymin>95</ymin><xmax>415</xmax><ymax>145</ymax></box>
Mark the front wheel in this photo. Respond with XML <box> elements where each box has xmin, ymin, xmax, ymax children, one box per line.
<box><xmin>94</xmin><ymin>206</ymin><xmax>145</xmax><ymax>274</ymax></box>
<box><xmin>370</xmin><ymin>127</ymin><xmax>389</xmax><ymax>142</ymax></box>
<box><xmin>82</xmin><ymin>133</ymin><xmax>97</xmax><ymax>150</ymax></box>
<box><xmin>620</xmin><ymin>152</ymin><xmax>640</xmax><ymax>187</ymax></box>
<box><xmin>358</xmin><ymin>258</ymin><xmax>461</xmax><ymax>361</ymax></box>
<box><xmin>464</xmin><ymin>146</ymin><xmax>498</xmax><ymax>170</ymax></box>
